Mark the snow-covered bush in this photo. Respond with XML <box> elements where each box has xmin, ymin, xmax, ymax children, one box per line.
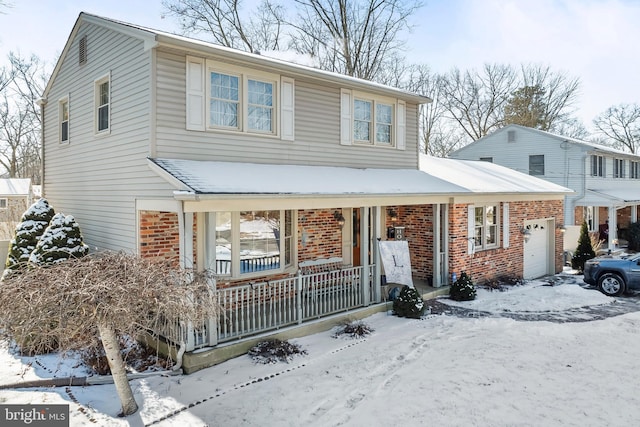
<box><xmin>248</xmin><ymin>339</ymin><xmax>307</xmax><ymax>364</ymax></box>
<box><xmin>450</xmin><ymin>271</ymin><xmax>477</xmax><ymax>301</ymax></box>
<box><xmin>4</xmin><ymin>198</ymin><xmax>55</xmax><ymax>275</ymax></box>
<box><xmin>392</xmin><ymin>286</ymin><xmax>425</xmax><ymax>318</ymax></box>
<box><xmin>30</xmin><ymin>213</ymin><xmax>89</xmax><ymax>266</ymax></box>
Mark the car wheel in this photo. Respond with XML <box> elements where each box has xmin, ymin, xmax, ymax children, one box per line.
<box><xmin>598</xmin><ymin>273</ymin><xmax>626</xmax><ymax>297</ymax></box>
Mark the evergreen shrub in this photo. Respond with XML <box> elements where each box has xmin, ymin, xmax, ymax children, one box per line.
<box><xmin>392</xmin><ymin>286</ymin><xmax>425</xmax><ymax>318</ymax></box>
<box><xmin>449</xmin><ymin>271</ymin><xmax>476</xmax><ymax>301</ymax></box>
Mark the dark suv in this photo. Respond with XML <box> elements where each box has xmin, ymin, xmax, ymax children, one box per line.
<box><xmin>583</xmin><ymin>253</ymin><xmax>640</xmax><ymax>296</ymax></box>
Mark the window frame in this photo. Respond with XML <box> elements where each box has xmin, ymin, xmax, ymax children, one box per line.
<box><xmin>59</xmin><ymin>95</ymin><xmax>69</xmax><ymax>144</ymax></box>
<box><xmin>479</xmin><ymin>157</ymin><xmax>493</xmax><ymax>162</ymax></box>
<box><xmin>528</xmin><ymin>154</ymin><xmax>545</xmax><ymax>176</ymax></box>
<box><xmin>614</xmin><ymin>158</ymin><xmax>626</xmax><ymax>178</ymax></box>
<box><xmin>631</xmin><ymin>161</ymin><xmax>640</xmax><ymax>179</ymax></box>
<box><xmin>473</xmin><ymin>204</ymin><xmax>500</xmax><ymax>251</ymax></box>
<box><xmin>94</xmin><ymin>72</ymin><xmax>111</xmax><ymax>135</ymax></box>
<box><xmin>590</xmin><ymin>154</ymin><xmax>604</xmax><ymax>177</ymax></box>
<box><xmin>0</xmin><ymin>198</ymin><xmax>7</xmax><ymax>210</ymax></box>
<box><xmin>213</xmin><ymin>209</ymin><xmax>295</xmax><ymax>278</ymax></box>
<box><xmin>205</xmin><ymin>61</ymin><xmax>279</xmax><ymax>136</ymax></box>
<box><xmin>352</xmin><ymin>92</ymin><xmax>396</xmax><ymax>147</ymax></box>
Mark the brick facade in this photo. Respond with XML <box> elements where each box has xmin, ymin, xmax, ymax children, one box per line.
<box><xmin>448</xmin><ymin>200</ymin><xmax>563</xmax><ymax>285</ymax></box>
<box><xmin>140</xmin><ymin>201</ymin><xmax>564</xmax><ymax>288</ymax></box>
<box><xmin>297</xmin><ymin>209</ymin><xmax>343</xmax><ymax>263</ymax></box>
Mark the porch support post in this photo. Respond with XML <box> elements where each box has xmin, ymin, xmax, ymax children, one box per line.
<box><xmin>360</xmin><ymin>207</ymin><xmax>370</xmax><ymax>305</ymax></box>
<box><xmin>608</xmin><ymin>206</ymin><xmax>617</xmax><ymax>250</ymax></box>
<box><xmin>632</xmin><ymin>205</ymin><xmax>638</xmax><ymax>223</ymax></box>
<box><xmin>182</xmin><ymin>212</ymin><xmax>194</xmax><ymax>270</ymax></box>
<box><xmin>203</xmin><ymin>212</ymin><xmax>218</xmax><ymax>346</ymax></box>
<box><xmin>433</xmin><ymin>204</ymin><xmax>441</xmax><ymax>288</ymax></box>
<box><xmin>372</xmin><ymin>206</ymin><xmax>382</xmax><ymax>302</ymax></box>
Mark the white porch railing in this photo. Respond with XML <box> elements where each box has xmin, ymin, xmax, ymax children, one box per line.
<box><xmin>157</xmin><ymin>264</ymin><xmax>375</xmax><ymax>351</ymax></box>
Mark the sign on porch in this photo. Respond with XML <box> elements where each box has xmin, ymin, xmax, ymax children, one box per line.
<box><xmin>378</xmin><ymin>240</ymin><xmax>413</xmax><ymax>288</ymax></box>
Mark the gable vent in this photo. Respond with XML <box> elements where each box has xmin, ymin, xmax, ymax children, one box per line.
<box><xmin>507</xmin><ymin>130</ymin><xmax>516</xmax><ymax>143</ymax></box>
<box><xmin>79</xmin><ymin>35</ymin><xmax>87</xmax><ymax>65</ymax></box>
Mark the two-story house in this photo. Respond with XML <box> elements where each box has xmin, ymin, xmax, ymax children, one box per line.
<box><xmin>41</xmin><ymin>13</ymin><xmax>570</xmax><ymax>371</ymax></box>
<box><xmin>450</xmin><ymin>124</ymin><xmax>640</xmax><ymax>252</ymax></box>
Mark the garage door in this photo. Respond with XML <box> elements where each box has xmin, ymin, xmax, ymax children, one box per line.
<box><xmin>523</xmin><ymin>219</ymin><xmax>551</xmax><ymax>279</ymax></box>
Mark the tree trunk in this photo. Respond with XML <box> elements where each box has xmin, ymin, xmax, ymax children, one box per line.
<box><xmin>97</xmin><ymin>321</ymin><xmax>138</xmax><ymax>416</ymax></box>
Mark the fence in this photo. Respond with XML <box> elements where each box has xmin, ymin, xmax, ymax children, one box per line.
<box><xmin>159</xmin><ymin>264</ymin><xmax>374</xmax><ymax>351</ymax></box>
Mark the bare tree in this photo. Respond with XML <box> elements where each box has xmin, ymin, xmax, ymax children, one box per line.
<box><xmin>517</xmin><ymin>64</ymin><xmax>581</xmax><ymax>133</ymax></box>
<box><xmin>162</xmin><ymin>0</ymin><xmax>285</xmax><ymax>52</ymax></box>
<box><xmin>290</xmin><ymin>0</ymin><xmax>422</xmax><ymax>81</ymax></box>
<box><xmin>163</xmin><ymin>0</ymin><xmax>422</xmax><ymax>82</ymax></box>
<box><xmin>0</xmin><ymin>252</ymin><xmax>219</xmax><ymax>417</ymax></box>
<box><xmin>593</xmin><ymin>103</ymin><xmax>640</xmax><ymax>153</ymax></box>
<box><xmin>0</xmin><ymin>53</ymin><xmax>46</xmax><ymax>182</ymax></box>
<box><xmin>439</xmin><ymin>64</ymin><xmax>516</xmax><ymax>142</ymax></box>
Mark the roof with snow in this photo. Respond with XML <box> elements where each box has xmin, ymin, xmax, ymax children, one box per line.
<box><xmin>0</xmin><ymin>178</ymin><xmax>31</xmax><ymax>196</ymax></box>
<box><xmin>149</xmin><ymin>157</ymin><xmax>572</xmax><ymax>197</ymax></box>
<box><xmin>43</xmin><ymin>13</ymin><xmax>431</xmax><ymax>105</ymax></box>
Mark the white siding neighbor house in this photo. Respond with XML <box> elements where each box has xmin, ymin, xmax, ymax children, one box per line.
<box><xmin>450</xmin><ymin>124</ymin><xmax>640</xmax><ymax>252</ymax></box>
<box><xmin>41</xmin><ymin>13</ymin><xmax>570</xmax><ymax>371</ymax></box>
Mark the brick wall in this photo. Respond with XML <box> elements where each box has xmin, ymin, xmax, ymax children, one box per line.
<box><xmin>139</xmin><ymin>211</ymin><xmax>181</xmax><ymax>266</ymax></box>
<box><xmin>448</xmin><ymin>200</ymin><xmax>563</xmax><ymax>285</ymax></box>
<box><xmin>385</xmin><ymin>204</ymin><xmax>434</xmax><ymax>281</ymax></box>
<box><xmin>297</xmin><ymin>209</ymin><xmax>343</xmax><ymax>262</ymax></box>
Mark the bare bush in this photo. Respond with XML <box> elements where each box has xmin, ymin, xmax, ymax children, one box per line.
<box><xmin>0</xmin><ymin>251</ymin><xmax>219</xmax><ymax>416</ymax></box>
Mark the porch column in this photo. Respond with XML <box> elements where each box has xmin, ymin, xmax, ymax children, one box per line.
<box><xmin>180</xmin><ymin>212</ymin><xmax>194</xmax><ymax>270</ymax></box>
<box><xmin>608</xmin><ymin>207</ymin><xmax>617</xmax><ymax>251</ymax></box>
<box><xmin>372</xmin><ymin>206</ymin><xmax>382</xmax><ymax>303</ymax></box>
<box><xmin>632</xmin><ymin>205</ymin><xmax>638</xmax><ymax>223</ymax></box>
<box><xmin>360</xmin><ymin>207</ymin><xmax>370</xmax><ymax>305</ymax></box>
<box><xmin>432</xmin><ymin>203</ymin><xmax>448</xmax><ymax>288</ymax></box>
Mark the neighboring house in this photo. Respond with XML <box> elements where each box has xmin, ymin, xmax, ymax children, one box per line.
<box><xmin>450</xmin><ymin>124</ymin><xmax>640</xmax><ymax>252</ymax></box>
<box><xmin>0</xmin><ymin>178</ymin><xmax>33</xmax><ymax>226</ymax></box>
<box><xmin>41</xmin><ymin>13</ymin><xmax>570</xmax><ymax>369</ymax></box>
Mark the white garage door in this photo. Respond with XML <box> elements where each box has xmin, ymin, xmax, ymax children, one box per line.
<box><xmin>523</xmin><ymin>219</ymin><xmax>551</xmax><ymax>279</ymax></box>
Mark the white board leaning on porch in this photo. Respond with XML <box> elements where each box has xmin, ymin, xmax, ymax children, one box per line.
<box><xmin>378</xmin><ymin>240</ymin><xmax>413</xmax><ymax>288</ymax></box>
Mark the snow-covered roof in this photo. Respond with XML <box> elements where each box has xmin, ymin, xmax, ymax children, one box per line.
<box><xmin>419</xmin><ymin>155</ymin><xmax>573</xmax><ymax>194</ymax></box>
<box><xmin>0</xmin><ymin>178</ymin><xmax>31</xmax><ymax>196</ymax></box>
<box><xmin>43</xmin><ymin>12</ymin><xmax>431</xmax><ymax>104</ymax></box>
<box><xmin>149</xmin><ymin>157</ymin><xmax>572</xmax><ymax>198</ymax></box>
<box><xmin>584</xmin><ymin>189</ymin><xmax>640</xmax><ymax>204</ymax></box>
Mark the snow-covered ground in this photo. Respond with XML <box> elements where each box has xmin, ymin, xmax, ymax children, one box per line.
<box><xmin>2</xmin><ymin>273</ymin><xmax>640</xmax><ymax>426</ymax></box>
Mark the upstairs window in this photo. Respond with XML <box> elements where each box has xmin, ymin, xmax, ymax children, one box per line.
<box><xmin>94</xmin><ymin>73</ymin><xmax>110</xmax><ymax>134</ymax></box>
<box><xmin>0</xmin><ymin>198</ymin><xmax>7</xmax><ymax>209</ymax></box>
<box><xmin>529</xmin><ymin>154</ymin><xmax>545</xmax><ymax>175</ymax></box>
<box><xmin>614</xmin><ymin>158</ymin><xmax>625</xmax><ymax>178</ymax></box>
<box><xmin>590</xmin><ymin>155</ymin><xmax>604</xmax><ymax>177</ymax></box>
<box><xmin>207</xmin><ymin>65</ymin><xmax>277</xmax><ymax>135</ymax></box>
<box><xmin>631</xmin><ymin>161</ymin><xmax>640</xmax><ymax>179</ymax></box>
<box><xmin>353</xmin><ymin>98</ymin><xmax>394</xmax><ymax>146</ymax></box>
<box><xmin>479</xmin><ymin>157</ymin><xmax>493</xmax><ymax>162</ymax></box>
<box><xmin>59</xmin><ymin>96</ymin><xmax>69</xmax><ymax>143</ymax></box>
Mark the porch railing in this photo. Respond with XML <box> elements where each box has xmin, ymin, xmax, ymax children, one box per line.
<box><xmin>157</xmin><ymin>264</ymin><xmax>374</xmax><ymax>351</ymax></box>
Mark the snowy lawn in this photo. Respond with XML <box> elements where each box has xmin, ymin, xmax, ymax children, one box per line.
<box><xmin>2</xmin><ymin>273</ymin><xmax>640</xmax><ymax>426</ymax></box>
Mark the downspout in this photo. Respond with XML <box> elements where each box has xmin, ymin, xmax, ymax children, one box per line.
<box><xmin>37</xmin><ymin>98</ymin><xmax>47</xmax><ymax>193</ymax></box>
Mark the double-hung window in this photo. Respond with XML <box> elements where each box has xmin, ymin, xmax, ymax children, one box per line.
<box><xmin>529</xmin><ymin>154</ymin><xmax>544</xmax><ymax>175</ymax></box>
<box><xmin>473</xmin><ymin>204</ymin><xmax>499</xmax><ymax>251</ymax></box>
<box><xmin>207</xmin><ymin>65</ymin><xmax>277</xmax><ymax>135</ymax></box>
<box><xmin>631</xmin><ymin>161</ymin><xmax>640</xmax><ymax>179</ymax></box>
<box><xmin>59</xmin><ymin>96</ymin><xmax>69</xmax><ymax>143</ymax></box>
<box><xmin>353</xmin><ymin>97</ymin><xmax>394</xmax><ymax>146</ymax></box>
<box><xmin>590</xmin><ymin>155</ymin><xmax>604</xmax><ymax>177</ymax></box>
<box><xmin>0</xmin><ymin>198</ymin><xmax>7</xmax><ymax>209</ymax></box>
<box><xmin>614</xmin><ymin>158</ymin><xmax>625</xmax><ymax>178</ymax></box>
<box><xmin>214</xmin><ymin>210</ymin><xmax>295</xmax><ymax>277</ymax></box>
<box><xmin>94</xmin><ymin>73</ymin><xmax>110</xmax><ymax>134</ymax></box>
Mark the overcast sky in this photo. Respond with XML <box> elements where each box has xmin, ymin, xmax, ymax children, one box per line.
<box><xmin>1</xmin><ymin>0</ymin><xmax>638</xmax><ymax>132</ymax></box>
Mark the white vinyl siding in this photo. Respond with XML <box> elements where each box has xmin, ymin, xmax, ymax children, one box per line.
<box><xmin>158</xmin><ymin>51</ymin><xmax>420</xmax><ymax>168</ymax></box>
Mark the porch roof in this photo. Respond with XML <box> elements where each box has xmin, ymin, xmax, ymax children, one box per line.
<box><xmin>149</xmin><ymin>157</ymin><xmax>572</xmax><ymax>199</ymax></box>
<box><xmin>578</xmin><ymin>189</ymin><xmax>640</xmax><ymax>206</ymax></box>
